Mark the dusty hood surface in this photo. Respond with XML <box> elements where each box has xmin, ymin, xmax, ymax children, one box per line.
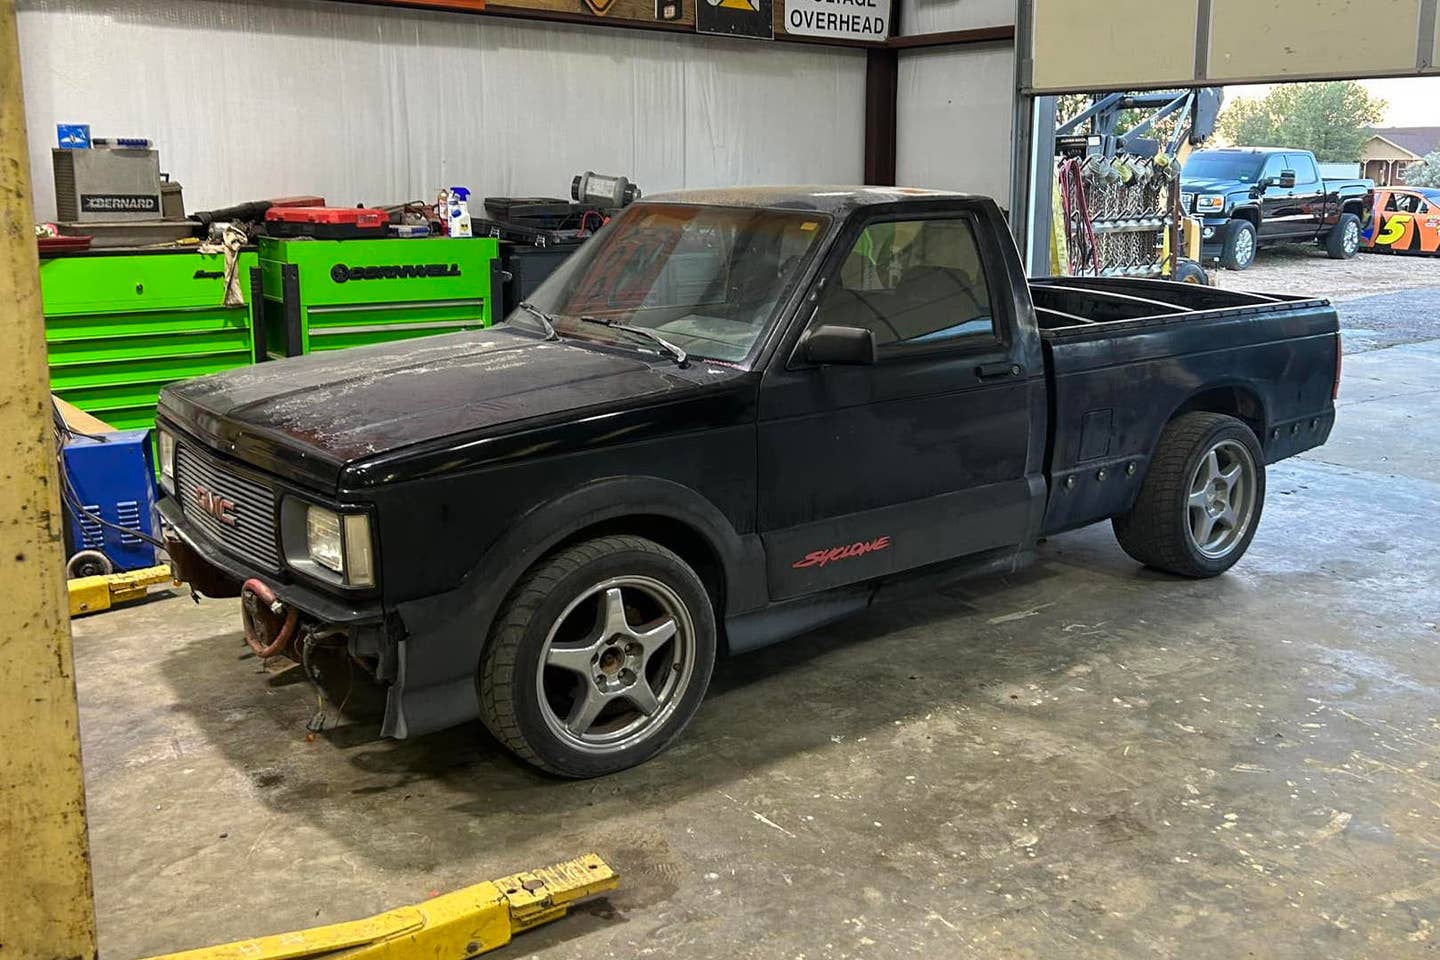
<box><xmin>159</xmin><ymin>327</ymin><xmax>714</xmax><ymax>489</ymax></box>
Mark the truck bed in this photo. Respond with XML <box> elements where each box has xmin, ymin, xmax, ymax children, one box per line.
<box><xmin>1030</xmin><ymin>275</ymin><xmax>1314</xmax><ymax>331</ymax></box>
<box><xmin>1029</xmin><ymin>276</ymin><xmax>1341</xmax><ymax>537</ymax></box>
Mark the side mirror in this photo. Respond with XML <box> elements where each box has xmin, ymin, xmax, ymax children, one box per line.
<box><xmin>803</xmin><ymin>325</ymin><xmax>877</xmax><ymax>366</ymax></box>
<box><xmin>1279</xmin><ymin>170</ymin><xmax>1297</xmax><ymax>189</ymax></box>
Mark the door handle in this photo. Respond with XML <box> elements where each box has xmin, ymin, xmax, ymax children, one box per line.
<box><xmin>977</xmin><ymin>361</ymin><xmax>1022</xmax><ymax>380</ymax></box>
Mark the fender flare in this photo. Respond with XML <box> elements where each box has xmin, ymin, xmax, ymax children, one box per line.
<box><xmin>1151</xmin><ymin>379</ymin><xmax>1270</xmax><ymax>459</ymax></box>
<box><xmin>392</xmin><ymin>475</ymin><xmax>765</xmax><ymax>694</ymax></box>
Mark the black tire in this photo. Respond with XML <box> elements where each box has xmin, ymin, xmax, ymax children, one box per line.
<box><xmin>1112</xmin><ymin>413</ymin><xmax>1266</xmax><ymax>578</ymax></box>
<box><xmin>1326</xmin><ymin>212</ymin><xmax>1362</xmax><ymax>260</ymax></box>
<box><xmin>477</xmin><ymin>535</ymin><xmax>716</xmax><ymax>778</ymax></box>
<box><xmin>1219</xmin><ymin>219</ymin><xmax>1257</xmax><ymax>271</ymax></box>
<box><xmin>1172</xmin><ymin>258</ymin><xmax>1209</xmax><ymax>285</ymax></box>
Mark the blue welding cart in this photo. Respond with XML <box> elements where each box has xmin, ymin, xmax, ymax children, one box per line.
<box><xmin>61</xmin><ymin>428</ymin><xmax>159</xmax><ymax>576</ymax></box>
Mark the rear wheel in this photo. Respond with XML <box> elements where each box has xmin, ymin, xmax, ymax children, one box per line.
<box><xmin>1326</xmin><ymin>212</ymin><xmax>1362</xmax><ymax>260</ymax></box>
<box><xmin>1113</xmin><ymin>413</ymin><xmax>1265</xmax><ymax>578</ymax></box>
<box><xmin>1219</xmin><ymin>218</ymin><xmax>1257</xmax><ymax>270</ymax></box>
<box><xmin>477</xmin><ymin>535</ymin><xmax>716</xmax><ymax>777</ymax></box>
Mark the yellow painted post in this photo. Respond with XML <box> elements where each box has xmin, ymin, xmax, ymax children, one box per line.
<box><xmin>0</xmin><ymin>0</ymin><xmax>101</xmax><ymax>956</ymax></box>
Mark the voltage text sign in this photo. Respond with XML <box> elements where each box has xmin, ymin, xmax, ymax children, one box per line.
<box><xmin>783</xmin><ymin>0</ymin><xmax>888</xmax><ymax>41</ymax></box>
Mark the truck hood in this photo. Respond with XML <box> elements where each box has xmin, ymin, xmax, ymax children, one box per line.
<box><xmin>1181</xmin><ymin>177</ymin><xmax>1250</xmax><ymax>196</ymax></box>
<box><xmin>159</xmin><ymin>328</ymin><xmax>724</xmax><ymax>491</ymax></box>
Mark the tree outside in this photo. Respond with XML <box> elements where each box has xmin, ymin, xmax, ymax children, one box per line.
<box><xmin>1217</xmin><ymin>81</ymin><xmax>1387</xmax><ymax>161</ymax></box>
<box><xmin>1404</xmin><ymin>151</ymin><xmax>1440</xmax><ymax>188</ymax></box>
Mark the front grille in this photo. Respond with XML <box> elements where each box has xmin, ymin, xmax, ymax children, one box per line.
<box><xmin>175</xmin><ymin>445</ymin><xmax>281</xmax><ymax>571</ymax></box>
<box><xmin>1181</xmin><ymin>192</ymin><xmax>1195</xmax><ymax>213</ymax></box>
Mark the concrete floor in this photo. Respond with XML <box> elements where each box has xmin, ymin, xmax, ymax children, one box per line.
<box><xmin>76</xmin><ymin>303</ymin><xmax>1440</xmax><ymax>959</ymax></box>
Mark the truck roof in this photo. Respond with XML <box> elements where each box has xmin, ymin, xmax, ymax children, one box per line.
<box><xmin>1193</xmin><ymin>146</ymin><xmax>1309</xmax><ymax>156</ymax></box>
<box><xmin>641</xmin><ymin>185</ymin><xmax>970</xmax><ymax>214</ymax></box>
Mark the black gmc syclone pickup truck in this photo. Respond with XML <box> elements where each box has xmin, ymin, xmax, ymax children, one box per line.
<box><xmin>156</xmin><ymin>187</ymin><xmax>1341</xmax><ymax>777</ymax></box>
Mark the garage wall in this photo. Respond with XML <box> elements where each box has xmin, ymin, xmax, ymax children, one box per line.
<box><xmin>16</xmin><ymin>0</ymin><xmax>867</xmax><ymax>221</ymax></box>
<box><xmin>895</xmin><ymin>0</ymin><xmax>1012</xmax><ymax>36</ymax></box>
<box><xmin>895</xmin><ymin>43</ymin><xmax>1014</xmax><ymax>204</ymax></box>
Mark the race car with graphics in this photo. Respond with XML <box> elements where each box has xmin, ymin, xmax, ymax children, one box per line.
<box><xmin>155</xmin><ymin>187</ymin><xmax>1340</xmax><ymax>777</ymax></box>
<box><xmin>1362</xmin><ymin>187</ymin><xmax>1440</xmax><ymax>254</ymax></box>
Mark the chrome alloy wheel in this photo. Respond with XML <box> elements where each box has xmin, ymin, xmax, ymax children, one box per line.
<box><xmin>1186</xmin><ymin>439</ymin><xmax>1258</xmax><ymax>559</ymax></box>
<box><xmin>1234</xmin><ymin>227</ymin><xmax>1256</xmax><ymax>266</ymax></box>
<box><xmin>536</xmin><ymin>576</ymin><xmax>696</xmax><ymax>753</ymax></box>
<box><xmin>1343</xmin><ymin>219</ymin><xmax>1360</xmax><ymax>256</ymax></box>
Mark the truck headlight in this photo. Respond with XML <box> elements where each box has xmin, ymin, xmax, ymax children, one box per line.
<box><xmin>301</xmin><ymin>504</ymin><xmax>375</xmax><ymax>587</ymax></box>
<box><xmin>306</xmin><ymin>506</ymin><xmax>344</xmax><ymax>573</ymax></box>
<box><xmin>1195</xmin><ymin>195</ymin><xmax>1226</xmax><ymax>212</ymax></box>
<box><xmin>157</xmin><ymin>428</ymin><xmax>176</xmax><ymax>494</ymax></box>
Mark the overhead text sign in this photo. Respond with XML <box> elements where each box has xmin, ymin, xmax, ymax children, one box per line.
<box><xmin>783</xmin><ymin>0</ymin><xmax>888</xmax><ymax>41</ymax></box>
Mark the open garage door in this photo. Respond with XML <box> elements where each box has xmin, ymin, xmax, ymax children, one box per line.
<box><xmin>1012</xmin><ymin>0</ymin><xmax>1440</xmax><ymax>270</ymax></box>
<box><xmin>1027</xmin><ymin>0</ymin><xmax>1439</xmax><ymax>92</ymax></box>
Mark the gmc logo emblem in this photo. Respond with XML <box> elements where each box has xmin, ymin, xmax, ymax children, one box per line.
<box><xmin>194</xmin><ymin>487</ymin><xmax>238</xmax><ymax>527</ymax></box>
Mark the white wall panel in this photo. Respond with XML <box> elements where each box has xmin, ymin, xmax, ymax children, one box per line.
<box><xmin>896</xmin><ymin>44</ymin><xmax>1013</xmax><ymax>205</ymax></box>
<box><xmin>896</xmin><ymin>0</ymin><xmax>1013</xmax><ymax>36</ymax></box>
<box><xmin>17</xmin><ymin>0</ymin><xmax>865</xmax><ymax>220</ymax></box>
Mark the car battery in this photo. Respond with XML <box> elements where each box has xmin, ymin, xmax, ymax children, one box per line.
<box><xmin>264</xmin><ymin>206</ymin><xmax>389</xmax><ymax>239</ymax></box>
<box><xmin>61</xmin><ymin>428</ymin><xmax>159</xmax><ymax>575</ymax></box>
<box><xmin>253</xmin><ymin>235</ymin><xmax>501</xmax><ymax>357</ymax></box>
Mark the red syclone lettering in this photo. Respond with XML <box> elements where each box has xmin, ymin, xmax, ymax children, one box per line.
<box><xmin>792</xmin><ymin>535</ymin><xmax>892</xmax><ymax>569</ymax></box>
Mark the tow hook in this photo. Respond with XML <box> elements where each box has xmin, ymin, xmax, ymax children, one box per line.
<box><xmin>240</xmin><ymin>578</ymin><xmax>299</xmax><ymax>659</ymax></box>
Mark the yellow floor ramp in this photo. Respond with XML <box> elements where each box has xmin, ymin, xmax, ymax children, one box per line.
<box><xmin>143</xmin><ymin>854</ymin><xmax>618</xmax><ymax>960</ymax></box>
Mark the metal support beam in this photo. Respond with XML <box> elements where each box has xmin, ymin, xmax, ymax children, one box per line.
<box><xmin>864</xmin><ymin>47</ymin><xmax>898</xmax><ymax>185</ymax></box>
<box><xmin>0</xmin><ymin>0</ymin><xmax>100</xmax><ymax>956</ymax></box>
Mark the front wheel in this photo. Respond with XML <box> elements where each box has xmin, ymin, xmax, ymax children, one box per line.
<box><xmin>1172</xmin><ymin>258</ymin><xmax>1209</xmax><ymax>285</ymax></box>
<box><xmin>1113</xmin><ymin>413</ymin><xmax>1266</xmax><ymax>578</ymax></box>
<box><xmin>477</xmin><ymin>535</ymin><xmax>716</xmax><ymax>777</ymax></box>
<box><xmin>1326</xmin><ymin>212</ymin><xmax>1362</xmax><ymax>260</ymax></box>
<box><xmin>1219</xmin><ymin>219</ymin><xmax>1257</xmax><ymax>271</ymax></box>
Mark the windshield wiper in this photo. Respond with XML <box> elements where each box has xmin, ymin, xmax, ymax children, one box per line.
<box><xmin>578</xmin><ymin>316</ymin><xmax>688</xmax><ymax>367</ymax></box>
<box><xmin>516</xmin><ymin>301</ymin><xmax>560</xmax><ymax>341</ymax></box>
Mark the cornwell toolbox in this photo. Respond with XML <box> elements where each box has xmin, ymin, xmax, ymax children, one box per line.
<box><xmin>41</xmin><ymin>248</ymin><xmax>259</xmax><ymax>431</ymax></box>
<box><xmin>252</xmin><ymin>235</ymin><xmax>501</xmax><ymax>357</ymax></box>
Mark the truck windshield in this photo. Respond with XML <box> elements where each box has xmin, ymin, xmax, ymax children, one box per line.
<box><xmin>1183</xmin><ymin>152</ymin><xmax>1263</xmax><ymax>183</ymax></box>
<box><xmin>512</xmin><ymin>203</ymin><xmax>830</xmax><ymax>363</ymax></box>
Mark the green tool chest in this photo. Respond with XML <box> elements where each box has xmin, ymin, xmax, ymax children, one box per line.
<box><xmin>41</xmin><ymin>249</ymin><xmax>259</xmax><ymax>431</ymax></box>
<box><xmin>254</xmin><ymin>236</ymin><xmax>500</xmax><ymax>358</ymax></box>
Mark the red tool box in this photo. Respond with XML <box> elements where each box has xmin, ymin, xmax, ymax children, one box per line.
<box><xmin>265</xmin><ymin>206</ymin><xmax>389</xmax><ymax>239</ymax></box>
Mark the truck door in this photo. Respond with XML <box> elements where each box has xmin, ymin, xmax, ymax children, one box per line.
<box><xmin>1286</xmin><ymin>153</ymin><xmax>1327</xmax><ymax>237</ymax></box>
<box><xmin>1258</xmin><ymin>153</ymin><xmax>1301</xmax><ymax>238</ymax></box>
<box><xmin>755</xmin><ymin>205</ymin><xmax>1045</xmax><ymax>600</ymax></box>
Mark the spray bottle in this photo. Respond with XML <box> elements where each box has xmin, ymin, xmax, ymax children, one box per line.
<box><xmin>446</xmin><ymin>186</ymin><xmax>473</xmax><ymax>238</ymax></box>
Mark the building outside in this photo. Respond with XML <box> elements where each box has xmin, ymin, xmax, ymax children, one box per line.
<box><xmin>1362</xmin><ymin>126</ymin><xmax>1440</xmax><ymax>185</ymax></box>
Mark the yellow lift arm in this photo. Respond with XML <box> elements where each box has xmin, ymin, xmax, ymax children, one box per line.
<box><xmin>145</xmin><ymin>855</ymin><xmax>618</xmax><ymax>960</ymax></box>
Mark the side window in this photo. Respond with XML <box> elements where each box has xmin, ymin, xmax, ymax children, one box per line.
<box><xmin>812</xmin><ymin>217</ymin><xmax>995</xmax><ymax>353</ymax></box>
<box><xmin>1260</xmin><ymin>154</ymin><xmax>1288</xmax><ymax>182</ymax></box>
<box><xmin>1395</xmin><ymin>193</ymin><xmax>1427</xmax><ymax>214</ymax></box>
<box><xmin>1289</xmin><ymin>154</ymin><xmax>1319</xmax><ymax>183</ymax></box>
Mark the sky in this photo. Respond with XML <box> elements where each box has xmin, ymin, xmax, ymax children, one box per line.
<box><xmin>1225</xmin><ymin>77</ymin><xmax>1440</xmax><ymax>127</ymax></box>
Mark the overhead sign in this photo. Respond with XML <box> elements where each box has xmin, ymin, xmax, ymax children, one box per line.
<box><xmin>697</xmin><ymin>0</ymin><xmax>774</xmax><ymax>39</ymax></box>
<box><xmin>784</xmin><ymin>0</ymin><xmax>888</xmax><ymax>41</ymax></box>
